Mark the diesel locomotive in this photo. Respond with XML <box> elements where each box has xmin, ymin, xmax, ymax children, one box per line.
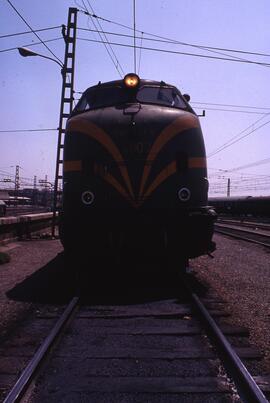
<box><xmin>60</xmin><ymin>73</ymin><xmax>216</xmax><ymax>267</ymax></box>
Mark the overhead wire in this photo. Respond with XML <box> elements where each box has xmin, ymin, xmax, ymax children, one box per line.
<box><xmin>0</xmin><ymin>129</ymin><xmax>57</xmax><ymax>133</ymax></box>
<box><xmin>6</xmin><ymin>0</ymin><xmax>63</xmax><ymax>65</ymax></box>
<box><xmin>191</xmin><ymin>101</ymin><xmax>270</xmax><ymax>111</ymax></box>
<box><xmin>223</xmin><ymin>157</ymin><xmax>270</xmax><ymax>173</ymax></box>
<box><xmin>0</xmin><ymin>26</ymin><xmax>62</xmax><ymax>39</ymax></box>
<box><xmin>80</xmin><ymin>0</ymin><xmax>125</xmax><ymax>77</ymax></box>
<box><xmin>76</xmin><ymin>37</ymin><xmax>270</xmax><ymax>68</ymax></box>
<box><xmin>137</xmin><ymin>31</ymin><xmax>144</xmax><ymax>75</ymax></box>
<box><xmin>77</xmin><ymin>10</ymin><xmax>270</xmax><ymax>67</ymax></box>
<box><xmin>0</xmin><ymin>38</ymin><xmax>62</xmax><ymax>54</ymax></box>
<box><xmin>77</xmin><ymin>26</ymin><xmax>270</xmax><ymax>59</ymax></box>
<box><xmin>133</xmin><ymin>0</ymin><xmax>136</xmax><ymax>73</ymax></box>
<box><xmin>195</xmin><ymin>107</ymin><xmax>269</xmax><ymax>115</ymax></box>
<box><xmin>208</xmin><ymin>114</ymin><xmax>270</xmax><ymax>157</ymax></box>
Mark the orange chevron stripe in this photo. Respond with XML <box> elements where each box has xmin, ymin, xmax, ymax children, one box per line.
<box><xmin>142</xmin><ymin>160</ymin><xmax>177</xmax><ymax>200</ymax></box>
<box><xmin>67</xmin><ymin>118</ymin><xmax>134</xmax><ymax>199</ymax></box>
<box><xmin>103</xmin><ymin>173</ymin><xmax>137</xmax><ymax>208</ymax></box>
<box><xmin>63</xmin><ymin>160</ymin><xmax>82</xmax><ymax>172</ymax></box>
<box><xmin>188</xmin><ymin>157</ymin><xmax>206</xmax><ymax>168</ymax></box>
<box><xmin>139</xmin><ymin>114</ymin><xmax>199</xmax><ymax>197</ymax></box>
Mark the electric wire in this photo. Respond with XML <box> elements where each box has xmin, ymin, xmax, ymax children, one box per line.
<box><xmin>77</xmin><ymin>27</ymin><xmax>270</xmax><ymax>59</ymax></box>
<box><xmin>6</xmin><ymin>0</ymin><xmax>63</xmax><ymax>66</ymax></box>
<box><xmin>223</xmin><ymin>158</ymin><xmax>270</xmax><ymax>173</ymax></box>
<box><xmin>137</xmin><ymin>31</ymin><xmax>144</xmax><ymax>75</ymax></box>
<box><xmin>192</xmin><ymin>102</ymin><xmax>270</xmax><ymax>110</ymax></box>
<box><xmin>77</xmin><ymin>10</ymin><xmax>270</xmax><ymax>67</ymax></box>
<box><xmin>81</xmin><ymin>0</ymin><xmax>125</xmax><ymax>77</ymax></box>
<box><xmin>208</xmin><ymin>114</ymin><xmax>270</xmax><ymax>157</ymax></box>
<box><xmin>0</xmin><ymin>38</ymin><xmax>62</xmax><ymax>54</ymax></box>
<box><xmin>0</xmin><ymin>129</ymin><xmax>57</xmax><ymax>133</ymax></box>
<box><xmin>0</xmin><ymin>26</ymin><xmax>62</xmax><ymax>39</ymax></box>
<box><xmin>76</xmin><ymin>37</ymin><xmax>270</xmax><ymax>67</ymax></box>
<box><xmin>195</xmin><ymin>108</ymin><xmax>268</xmax><ymax>115</ymax></box>
<box><xmin>133</xmin><ymin>0</ymin><xmax>136</xmax><ymax>73</ymax></box>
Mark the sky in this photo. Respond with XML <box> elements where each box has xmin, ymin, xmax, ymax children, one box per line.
<box><xmin>1</xmin><ymin>0</ymin><xmax>270</xmax><ymax>196</ymax></box>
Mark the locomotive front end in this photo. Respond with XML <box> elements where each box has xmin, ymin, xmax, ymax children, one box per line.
<box><xmin>60</xmin><ymin>75</ymin><xmax>216</xmax><ymax>263</ymax></box>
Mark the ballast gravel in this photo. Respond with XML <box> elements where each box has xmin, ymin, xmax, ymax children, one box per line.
<box><xmin>0</xmin><ymin>233</ymin><xmax>269</xmax><ymax>376</ymax></box>
<box><xmin>192</xmin><ymin>233</ymin><xmax>270</xmax><ymax>373</ymax></box>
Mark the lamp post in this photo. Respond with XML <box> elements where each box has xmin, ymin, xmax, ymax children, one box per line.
<box><xmin>17</xmin><ymin>46</ymin><xmax>65</xmax><ymax>236</ymax></box>
<box><xmin>17</xmin><ymin>7</ymin><xmax>77</xmax><ymax>238</ymax></box>
<box><xmin>18</xmin><ymin>47</ymin><xmax>63</xmax><ymax>69</ymax></box>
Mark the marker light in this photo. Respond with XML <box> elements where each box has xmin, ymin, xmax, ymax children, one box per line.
<box><xmin>124</xmin><ymin>73</ymin><xmax>140</xmax><ymax>88</ymax></box>
<box><xmin>81</xmin><ymin>191</ymin><xmax>94</xmax><ymax>205</ymax></box>
<box><xmin>178</xmin><ymin>187</ymin><xmax>191</xmax><ymax>202</ymax></box>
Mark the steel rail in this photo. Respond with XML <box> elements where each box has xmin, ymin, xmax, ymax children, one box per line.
<box><xmin>215</xmin><ymin>227</ymin><xmax>270</xmax><ymax>248</ymax></box>
<box><xmin>4</xmin><ymin>296</ymin><xmax>80</xmax><ymax>403</ymax></box>
<box><xmin>217</xmin><ymin>219</ymin><xmax>270</xmax><ymax>231</ymax></box>
<box><xmin>183</xmin><ymin>279</ymin><xmax>268</xmax><ymax>403</ymax></box>
<box><xmin>216</xmin><ymin>223</ymin><xmax>270</xmax><ymax>238</ymax></box>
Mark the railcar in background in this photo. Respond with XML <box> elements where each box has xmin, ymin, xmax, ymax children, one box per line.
<box><xmin>209</xmin><ymin>196</ymin><xmax>270</xmax><ymax>217</ymax></box>
<box><xmin>60</xmin><ymin>73</ymin><xmax>216</xmax><ymax>270</ymax></box>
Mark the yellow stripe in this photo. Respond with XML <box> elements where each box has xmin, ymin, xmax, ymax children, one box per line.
<box><xmin>103</xmin><ymin>173</ymin><xmax>137</xmax><ymax>208</ymax></box>
<box><xmin>67</xmin><ymin>118</ymin><xmax>134</xmax><ymax>198</ymax></box>
<box><xmin>188</xmin><ymin>157</ymin><xmax>206</xmax><ymax>168</ymax></box>
<box><xmin>139</xmin><ymin>114</ymin><xmax>199</xmax><ymax>197</ymax></box>
<box><xmin>142</xmin><ymin>161</ymin><xmax>177</xmax><ymax>201</ymax></box>
<box><xmin>63</xmin><ymin>160</ymin><xmax>82</xmax><ymax>172</ymax></box>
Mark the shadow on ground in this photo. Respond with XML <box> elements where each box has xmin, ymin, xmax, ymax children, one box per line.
<box><xmin>6</xmin><ymin>252</ymin><xmax>208</xmax><ymax>305</ymax></box>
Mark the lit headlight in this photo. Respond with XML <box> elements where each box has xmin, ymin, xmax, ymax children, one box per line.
<box><xmin>124</xmin><ymin>73</ymin><xmax>140</xmax><ymax>88</ymax></box>
<box><xmin>81</xmin><ymin>191</ymin><xmax>94</xmax><ymax>205</ymax></box>
<box><xmin>178</xmin><ymin>187</ymin><xmax>191</xmax><ymax>202</ymax></box>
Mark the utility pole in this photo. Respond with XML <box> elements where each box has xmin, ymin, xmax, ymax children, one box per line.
<box><xmin>33</xmin><ymin>175</ymin><xmax>37</xmax><ymax>206</ymax></box>
<box><xmin>227</xmin><ymin>178</ymin><xmax>231</xmax><ymax>197</ymax></box>
<box><xmin>15</xmin><ymin>165</ymin><xmax>20</xmax><ymax>201</ymax></box>
<box><xmin>52</xmin><ymin>7</ymin><xmax>77</xmax><ymax>237</ymax></box>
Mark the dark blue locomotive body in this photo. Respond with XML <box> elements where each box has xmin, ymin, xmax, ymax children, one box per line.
<box><xmin>60</xmin><ymin>74</ymin><xmax>216</xmax><ymax>266</ymax></box>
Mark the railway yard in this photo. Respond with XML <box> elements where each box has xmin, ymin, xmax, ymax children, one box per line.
<box><xmin>0</xmin><ymin>221</ymin><xmax>269</xmax><ymax>402</ymax></box>
<box><xmin>0</xmin><ymin>220</ymin><xmax>270</xmax><ymax>402</ymax></box>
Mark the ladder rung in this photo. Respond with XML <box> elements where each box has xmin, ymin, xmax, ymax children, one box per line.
<box><xmin>58</xmin><ymin>160</ymin><xmax>63</xmax><ymax>164</ymax></box>
<box><xmin>59</xmin><ymin>129</ymin><xmax>66</xmax><ymax>133</ymax></box>
<box><xmin>62</xmin><ymin>113</ymin><xmax>70</xmax><ymax>118</ymax></box>
<box><xmin>67</xmin><ymin>53</ymin><xmax>73</xmax><ymax>58</ymax></box>
<box><xmin>63</xmin><ymin>98</ymin><xmax>72</xmax><ymax>103</ymax></box>
<box><xmin>64</xmin><ymin>83</ymin><xmax>72</xmax><ymax>88</ymax></box>
<box><xmin>59</xmin><ymin>145</ymin><xmax>64</xmax><ymax>149</ymax></box>
<box><xmin>65</xmin><ymin>68</ymin><xmax>72</xmax><ymax>73</ymax></box>
<box><xmin>58</xmin><ymin>175</ymin><xmax>63</xmax><ymax>179</ymax></box>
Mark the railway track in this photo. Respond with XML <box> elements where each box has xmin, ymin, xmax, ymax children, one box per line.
<box><xmin>215</xmin><ymin>221</ymin><xmax>270</xmax><ymax>248</ymax></box>
<box><xmin>217</xmin><ymin>218</ymin><xmax>270</xmax><ymax>232</ymax></box>
<box><xmin>2</xmin><ymin>274</ymin><xmax>269</xmax><ymax>403</ymax></box>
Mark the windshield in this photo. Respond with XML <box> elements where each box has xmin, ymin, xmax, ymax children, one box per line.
<box><xmin>137</xmin><ymin>87</ymin><xmax>186</xmax><ymax>108</ymax></box>
<box><xmin>73</xmin><ymin>85</ymin><xmax>187</xmax><ymax>114</ymax></box>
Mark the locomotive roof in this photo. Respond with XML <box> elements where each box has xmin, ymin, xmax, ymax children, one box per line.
<box><xmin>86</xmin><ymin>78</ymin><xmax>178</xmax><ymax>91</ymax></box>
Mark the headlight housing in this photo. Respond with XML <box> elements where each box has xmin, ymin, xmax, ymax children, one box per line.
<box><xmin>178</xmin><ymin>187</ymin><xmax>191</xmax><ymax>202</ymax></box>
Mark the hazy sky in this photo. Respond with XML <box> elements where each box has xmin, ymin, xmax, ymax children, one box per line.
<box><xmin>1</xmin><ymin>0</ymin><xmax>270</xmax><ymax>196</ymax></box>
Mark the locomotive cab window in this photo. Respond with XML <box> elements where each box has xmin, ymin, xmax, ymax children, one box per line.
<box><xmin>73</xmin><ymin>86</ymin><xmax>130</xmax><ymax>114</ymax></box>
<box><xmin>72</xmin><ymin>82</ymin><xmax>189</xmax><ymax>116</ymax></box>
<box><xmin>137</xmin><ymin>86</ymin><xmax>187</xmax><ymax>109</ymax></box>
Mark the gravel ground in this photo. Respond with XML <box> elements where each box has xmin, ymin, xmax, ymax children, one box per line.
<box><xmin>0</xmin><ymin>239</ymin><xmax>63</xmax><ymax>342</ymax></box>
<box><xmin>0</xmin><ymin>233</ymin><xmax>269</xmax><ymax>378</ymax></box>
<box><xmin>192</xmin><ymin>233</ymin><xmax>270</xmax><ymax>373</ymax></box>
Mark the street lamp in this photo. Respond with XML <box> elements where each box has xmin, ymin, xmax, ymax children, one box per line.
<box><xmin>17</xmin><ymin>47</ymin><xmax>63</xmax><ymax>69</ymax></box>
<box><xmin>17</xmin><ymin>46</ymin><xmax>65</xmax><ymax>236</ymax></box>
<box><xmin>17</xmin><ymin>8</ymin><xmax>77</xmax><ymax>238</ymax></box>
